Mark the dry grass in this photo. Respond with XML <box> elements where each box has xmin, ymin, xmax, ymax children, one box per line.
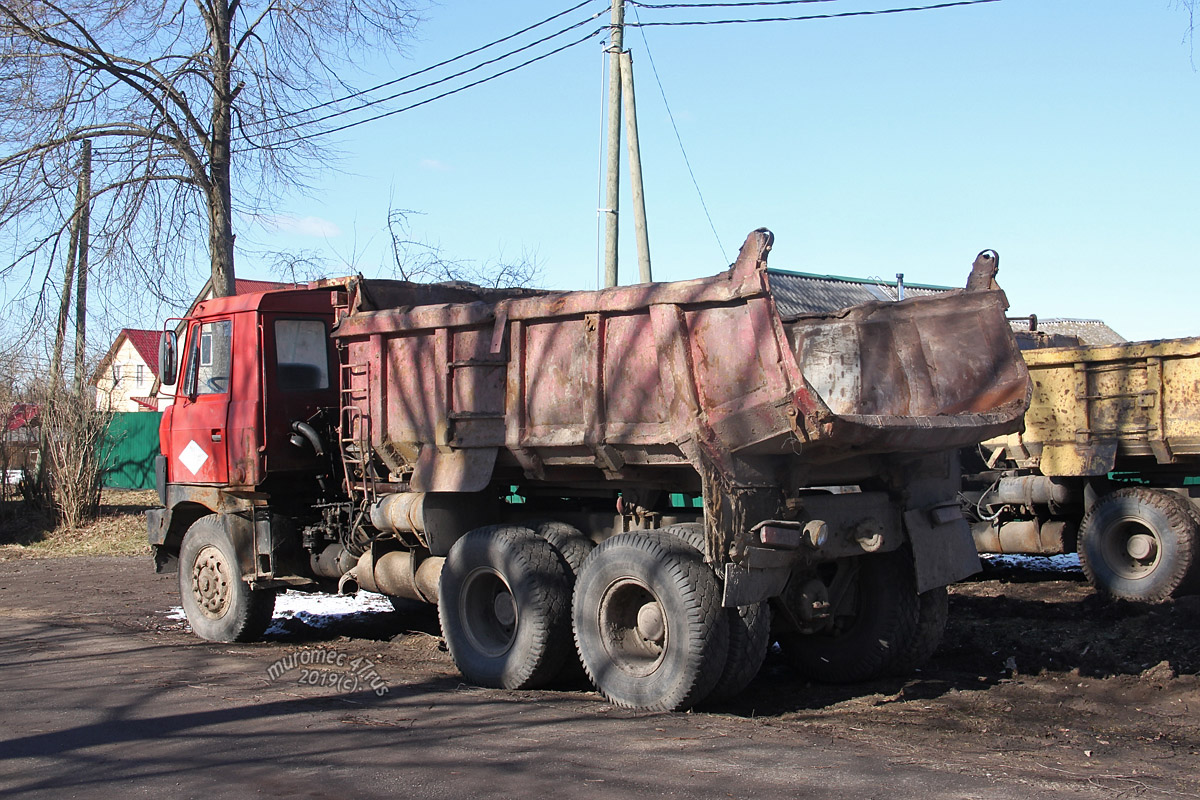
<box><xmin>0</xmin><ymin>488</ymin><xmax>157</xmax><ymax>560</ymax></box>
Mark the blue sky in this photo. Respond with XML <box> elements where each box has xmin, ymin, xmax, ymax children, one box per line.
<box><xmin>239</xmin><ymin>0</ymin><xmax>1199</xmax><ymax>343</ymax></box>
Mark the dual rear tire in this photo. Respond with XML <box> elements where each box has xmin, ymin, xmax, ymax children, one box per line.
<box><xmin>571</xmin><ymin>532</ymin><xmax>730</xmax><ymax>711</ymax></box>
<box><xmin>438</xmin><ymin>527</ymin><xmax>731</xmax><ymax>710</ymax></box>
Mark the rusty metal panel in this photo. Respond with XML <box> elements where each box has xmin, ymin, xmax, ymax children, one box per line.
<box><xmin>603</xmin><ymin>312</ymin><xmax>669</xmax><ymax>431</ymax></box>
<box><xmin>784</xmin><ymin>287</ymin><xmax>1030</xmax><ymax>456</ymax></box>
<box><xmin>332</xmin><ymin>229</ymin><xmax>1029</xmax><ymax>491</ymax></box>
<box><xmin>384</xmin><ymin>331</ymin><xmax>442</xmax><ymax>450</ymax></box>
<box><xmin>523</xmin><ymin>317</ymin><xmax>590</xmax><ymax>439</ymax></box>
<box><xmin>995</xmin><ymin>336</ymin><xmax>1200</xmax><ymax>476</ymax></box>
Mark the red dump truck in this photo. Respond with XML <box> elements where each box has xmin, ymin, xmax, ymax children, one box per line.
<box><xmin>149</xmin><ymin>230</ymin><xmax>1029</xmax><ymax>710</ymax></box>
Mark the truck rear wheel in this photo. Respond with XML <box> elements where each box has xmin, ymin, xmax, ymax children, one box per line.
<box><xmin>573</xmin><ymin>532</ymin><xmax>729</xmax><ymax>711</ymax></box>
<box><xmin>659</xmin><ymin>522</ymin><xmax>771</xmax><ymax>702</ymax></box>
<box><xmin>779</xmin><ymin>550</ymin><xmax>919</xmax><ymax>684</ymax></box>
<box><xmin>536</xmin><ymin>521</ymin><xmax>594</xmax><ymax>577</ymax></box>
<box><xmin>438</xmin><ymin>526</ymin><xmax>573</xmax><ymax>690</ymax></box>
<box><xmin>889</xmin><ymin>586</ymin><xmax>948</xmax><ymax>676</ymax></box>
<box><xmin>1078</xmin><ymin>488</ymin><xmax>1197</xmax><ymax>603</ymax></box>
<box><xmin>707</xmin><ymin>600</ymin><xmax>771</xmax><ymax>702</ymax></box>
<box><xmin>178</xmin><ymin>515</ymin><xmax>276</xmax><ymax>643</ymax></box>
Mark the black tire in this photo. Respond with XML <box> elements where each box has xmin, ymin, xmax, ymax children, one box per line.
<box><xmin>178</xmin><ymin>515</ymin><xmax>276</xmax><ymax>643</ymax></box>
<box><xmin>707</xmin><ymin>601</ymin><xmax>771</xmax><ymax>702</ymax></box>
<box><xmin>660</xmin><ymin>522</ymin><xmax>706</xmax><ymax>556</ymax></box>
<box><xmin>779</xmin><ymin>550</ymin><xmax>919</xmax><ymax>684</ymax></box>
<box><xmin>889</xmin><ymin>586</ymin><xmax>948</xmax><ymax>676</ymax></box>
<box><xmin>536</xmin><ymin>521</ymin><xmax>594</xmax><ymax>577</ymax></box>
<box><xmin>573</xmin><ymin>532</ymin><xmax>729</xmax><ymax>711</ymax></box>
<box><xmin>660</xmin><ymin>522</ymin><xmax>770</xmax><ymax>702</ymax></box>
<box><xmin>534</xmin><ymin>521</ymin><xmax>595</xmax><ymax>682</ymax></box>
<box><xmin>1078</xmin><ymin>488</ymin><xmax>1198</xmax><ymax>603</ymax></box>
<box><xmin>438</xmin><ymin>525</ymin><xmax>573</xmax><ymax>690</ymax></box>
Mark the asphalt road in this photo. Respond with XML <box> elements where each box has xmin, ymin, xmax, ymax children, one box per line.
<box><xmin>0</xmin><ymin>556</ymin><xmax>1194</xmax><ymax>799</ymax></box>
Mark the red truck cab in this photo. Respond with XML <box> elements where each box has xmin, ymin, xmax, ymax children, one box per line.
<box><xmin>151</xmin><ymin>285</ymin><xmax>341</xmax><ymax>571</ymax></box>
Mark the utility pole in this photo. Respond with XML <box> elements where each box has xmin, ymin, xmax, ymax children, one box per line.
<box><xmin>38</xmin><ymin>139</ymin><xmax>90</xmax><ymax>493</ymax></box>
<box><xmin>602</xmin><ymin>0</ymin><xmax>624</xmax><ymax>288</ymax></box>
<box><xmin>620</xmin><ymin>51</ymin><xmax>652</xmax><ymax>283</ymax></box>
<box><xmin>72</xmin><ymin>139</ymin><xmax>91</xmax><ymax>395</ymax></box>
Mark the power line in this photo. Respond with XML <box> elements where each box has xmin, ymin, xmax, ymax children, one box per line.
<box><xmin>630</xmin><ymin>6</ymin><xmax>728</xmax><ymax>264</ymax></box>
<box><xmin>246</xmin><ymin>28</ymin><xmax>604</xmax><ymax>150</ymax></box>
<box><xmin>239</xmin><ymin>1</ymin><xmax>607</xmax><ymax>134</ymax></box>
<box><xmin>627</xmin><ymin>0</ymin><xmax>1001</xmax><ymax>26</ymax></box>
<box><xmin>632</xmin><ymin>0</ymin><xmax>837</xmax><ymax>7</ymax></box>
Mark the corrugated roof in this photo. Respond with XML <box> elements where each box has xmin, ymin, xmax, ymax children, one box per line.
<box><xmin>1009</xmin><ymin>318</ymin><xmax>1127</xmax><ymax>347</ymax></box>
<box><xmin>766</xmin><ymin>269</ymin><xmax>950</xmax><ymax>317</ymax></box>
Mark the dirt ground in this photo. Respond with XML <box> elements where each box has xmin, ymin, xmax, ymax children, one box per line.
<box><xmin>1</xmin><ymin>553</ymin><xmax>1197</xmax><ymax>798</ymax></box>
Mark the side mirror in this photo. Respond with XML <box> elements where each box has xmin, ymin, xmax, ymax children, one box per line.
<box><xmin>159</xmin><ymin>329</ymin><xmax>178</xmax><ymax>387</ymax></box>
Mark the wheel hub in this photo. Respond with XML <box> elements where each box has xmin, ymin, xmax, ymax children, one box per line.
<box><xmin>191</xmin><ymin>545</ymin><xmax>232</xmax><ymax>619</ymax></box>
<box><xmin>1126</xmin><ymin>533</ymin><xmax>1157</xmax><ymax>562</ymax></box>
<box><xmin>493</xmin><ymin>592</ymin><xmax>517</xmax><ymax>627</ymax></box>
<box><xmin>1103</xmin><ymin>518</ymin><xmax>1163</xmax><ymax>580</ymax></box>
<box><xmin>598</xmin><ymin>578</ymin><xmax>667</xmax><ymax>677</ymax></box>
<box><xmin>636</xmin><ymin>601</ymin><xmax>665</xmax><ymax>644</ymax></box>
<box><xmin>460</xmin><ymin>568</ymin><xmax>517</xmax><ymax>657</ymax></box>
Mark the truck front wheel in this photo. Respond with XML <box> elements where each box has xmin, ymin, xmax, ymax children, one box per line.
<box><xmin>1078</xmin><ymin>488</ymin><xmax>1197</xmax><ymax>603</ymax></box>
<box><xmin>438</xmin><ymin>526</ymin><xmax>573</xmax><ymax>690</ymax></box>
<box><xmin>573</xmin><ymin>532</ymin><xmax>729</xmax><ymax>711</ymax></box>
<box><xmin>178</xmin><ymin>515</ymin><xmax>276</xmax><ymax>643</ymax></box>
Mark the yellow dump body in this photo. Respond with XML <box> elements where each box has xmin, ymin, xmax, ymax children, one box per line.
<box><xmin>991</xmin><ymin>337</ymin><xmax>1200</xmax><ymax>476</ymax></box>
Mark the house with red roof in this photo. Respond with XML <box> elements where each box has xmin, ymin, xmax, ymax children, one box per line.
<box><xmin>92</xmin><ymin>278</ymin><xmax>298</xmax><ymax>412</ymax></box>
<box><xmin>92</xmin><ymin>329</ymin><xmax>165</xmax><ymax>412</ymax></box>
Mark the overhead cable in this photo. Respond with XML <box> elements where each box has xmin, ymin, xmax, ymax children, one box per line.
<box><xmin>241</xmin><ymin>6</ymin><xmax>606</xmax><ymax>137</ymax></box>
<box><xmin>626</xmin><ymin>0</ymin><xmax>1001</xmax><ymax>26</ymax></box>
<box><xmin>244</xmin><ymin>28</ymin><xmax>603</xmax><ymax>150</ymax></box>
<box><xmin>244</xmin><ymin>0</ymin><xmax>606</xmax><ymax>129</ymax></box>
<box><xmin>631</xmin><ymin>0</ymin><xmax>837</xmax><ymax>8</ymax></box>
<box><xmin>630</xmin><ymin>5</ymin><xmax>728</xmax><ymax>263</ymax></box>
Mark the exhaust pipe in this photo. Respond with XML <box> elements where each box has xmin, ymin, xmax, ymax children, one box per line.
<box><xmin>337</xmin><ymin>570</ymin><xmax>359</xmax><ymax>596</ymax></box>
<box><xmin>355</xmin><ymin>548</ymin><xmax>444</xmax><ymax>605</ymax></box>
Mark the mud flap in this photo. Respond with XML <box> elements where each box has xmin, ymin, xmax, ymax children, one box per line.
<box><xmin>904</xmin><ymin>505</ymin><xmax>981</xmax><ymax>593</ymax></box>
<box><xmin>722</xmin><ymin>562</ymin><xmax>791</xmax><ymax>607</ymax></box>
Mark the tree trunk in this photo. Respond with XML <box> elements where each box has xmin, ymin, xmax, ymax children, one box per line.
<box><xmin>207</xmin><ymin>1</ymin><xmax>236</xmax><ymax>299</ymax></box>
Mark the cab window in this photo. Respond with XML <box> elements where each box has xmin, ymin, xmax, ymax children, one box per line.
<box><xmin>275</xmin><ymin>319</ymin><xmax>329</xmax><ymax>392</ymax></box>
<box><xmin>187</xmin><ymin>320</ymin><xmax>232</xmax><ymax>395</ymax></box>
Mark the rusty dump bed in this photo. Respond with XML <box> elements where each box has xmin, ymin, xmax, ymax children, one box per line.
<box><xmin>987</xmin><ymin>336</ymin><xmax>1200</xmax><ymax>477</ymax></box>
<box><xmin>332</xmin><ymin>230</ymin><xmax>1029</xmax><ymax>493</ymax></box>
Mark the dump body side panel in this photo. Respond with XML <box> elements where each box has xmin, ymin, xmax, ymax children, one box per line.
<box><xmin>990</xmin><ymin>337</ymin><xmax>1200</xmax><ymax>476</ymax></box>
<box><xmin>332</xmin><ymin>231</ymin><xmax>1029</xmax><ymax>494</ymax></box>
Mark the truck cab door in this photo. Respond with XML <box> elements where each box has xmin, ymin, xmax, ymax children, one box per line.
<box><xmin>168</xmin><ymin>318</ymin><xmax>232</xmax><ymax>484</ymax></box>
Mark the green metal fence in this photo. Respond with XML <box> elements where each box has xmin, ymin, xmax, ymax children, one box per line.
<box><xmin>102</xmin><ymin>412</ymin><xmax>162</xmax><ymax>490</ymax></box>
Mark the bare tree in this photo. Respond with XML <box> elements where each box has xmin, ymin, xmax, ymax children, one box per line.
<box><xmin>0</xmin><ymin>0</ymin><xmax>420</xmax><ymax>303</ymax></box>
<box><xmin>387</xmin><ymin>208</ymin><xmax>543</xmax><ymax>289</ymax></box>
<box><xmin>1182</xmin><ymin>0</ymin><xmax>1197</xmax><ymax>64</ymax></box>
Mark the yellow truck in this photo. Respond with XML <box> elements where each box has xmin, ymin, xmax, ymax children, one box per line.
<box><xmin>965</xmin><ymin>335</ymin><xmax>1200</xmax><ymax>602</ymax></box>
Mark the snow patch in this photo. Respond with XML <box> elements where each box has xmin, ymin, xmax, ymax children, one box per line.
<box><xmin>981</xmin><ymin>552</ymin><xmax>1082</xmax><ymax>573</ymax></box>
<box><xmin>165</xmin><ymin>590</ymin><xmax>396</xmax><ymax>634</ymax></box>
